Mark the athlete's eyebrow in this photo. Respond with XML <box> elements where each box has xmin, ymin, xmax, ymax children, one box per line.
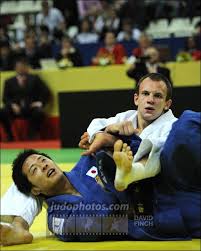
<box><xmin>29</xmin><ymin>156</ymin><xmax>41</xmax><ymax>173</ymax></box>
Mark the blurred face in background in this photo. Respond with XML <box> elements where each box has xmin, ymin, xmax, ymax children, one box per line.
<box><xmin>25</xmin><ymin>36</ymin><xmax>36</xmax><ymax>50</ymax></box>
<box><xmin>122</xmin><ymin>22</ymin><xmax>132</xmax><ymax>33</ymax></box>
<box><xmin>0</xmin><ymin>46</ymin><xmax>10</xmax><ymax>58</ymax></box>
<box><xmin>104</xmin><ymin>32</ymin><xmax>116</xmax><ymax>47</ymax></box>
<box><xmin>138</xmin><ymin>34</ymin><xmax>151</xmax><ymax>49</ymax></box>
<box><xmin>0</xmin><ymin>27</ymin><xmax>7</xmax><ymax>40</ymax></box>
<box><xmin>145</xmin><ymin>47</ymin><xmax>160</xmax><ymax>64</ymax></box>
<box><xmin>62</xmin><ymin>38</ymin><xmax>72</xmax><ymax>50</ymax></box>
<box><xmin>39</xmin><ymin>32</ymin><xmax>49</xmax><ymax>45</ymax></box>
<box><xmin>187</xmin><ymin>37</ymin><xmax>196</xmax><ymax>50</ymax></box>
<box><xmin>42</xmin><ymin>0</ymin><xmax>49</xmax><ymax>16</ymax></box>
<box><xmin>81</xmin><ymin>20</ymin><xmax>90</xmax><ymax>33</ymax></box>
<box><xmin>15</xmin><ymin>61</ymin><xmax>29</xmax><ymax>75</ymax></box>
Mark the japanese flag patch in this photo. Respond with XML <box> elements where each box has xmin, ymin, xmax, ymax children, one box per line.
<box><xmin>86</xmin><ymin>166</ymin><xmax>98</xmax><ymax>178</ymax></box>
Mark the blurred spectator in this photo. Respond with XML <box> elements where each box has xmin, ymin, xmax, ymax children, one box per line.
<box><xmin>37</xmin><ymin>26</ymin><xmax>53</xmax><ymax>59</ymax></box>
<box><xmin>16</xmin><ymin>35</ymin><xmax>41</xmax><ymax>69</ymax></box>
<box><xmin>176</xmin><ymin>36</ymin><xmax>201</xmax><ymax>61</ymax></box>
<box><xmin>55</xmin><ymin>36</ymin><xmax>83</xmax><ymax>68</ymax></box>
<box><xmin>92</xmin><ymin>31</ymin><xmax>127</xmax><ymax>65</ymax></box>
<box><xmin>194</xmin><ymin>20</ymin><xmax>201</xmax><ymax>36</ymax></box>
<box><xmin>117</xmin><ymin>0</ymin><xmax>147</xmax><ymax>30</ymax></box>
<box><xmin>94</xmin><ymin>5</ymin><xmax>120</xmax><ymax>36</ymax></box>
<box><xmin>76</xmin><ymin>18</ymin><xmax>99</xmax><ymax>44</ymax></box>
<box><xmin>16</xmin><ymin>14</ymin><xmax>34</xmax><ymax>44</ymax></box>
<box><xmin>0</xmin><ymin>41</ymin><xmax>15</xmax><ymax>71</ymax></box>
<box><xmin>0</xmin><ymin>58</ymin><xmax>51</xmax><ymax>141</ymax></box>
<box><xmin>127</xmin><ymin>46</ymin><xmax>172</xmax><ymax>85</ymax></box>
<box><xmin>15</xmin><ymin>25</ymin><xmax>37</xmax><ymax>49</ymax></box>
<box><xmin>185</xmin><ymin>36</ymin><xmax>201</xmax><ymax>60</ymax></box>
<box><xmin>117</xmin><ymin>18</ymin><xmax>141</xmax><ymax>42</ymax></box>
<box><xmin>0</xmin><ymin>27</ymin><xmax>9</xmax><ymax>44</ymax></box>
<box><xmin>132</xmin><ymin>33</ymin><xmax>152</xmax><ymax>58</ymax></box>
<box><xmin>36</xmin><ymin>0</ymin><xmax>65</xmax><ymax>34</ymax></box>
<box><xmin>194</xmin><ymin>20</ymin><xmax>201</xmax><ymax>50</ymax></box>
<box><xmin>53</xmin><ymin>0</ymin><xmax>79</xmax><ymax>27</ymax></box>
<box><xmin>77</xmin><ymin>0</ymin><xmax>102</xmax><ymax>20</ymax></box>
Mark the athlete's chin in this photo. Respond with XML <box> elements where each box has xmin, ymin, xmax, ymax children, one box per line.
<box><xmin>143</xmin><ymin>113</ymin><xmax>157</xmax><ymax>121</ymax></box>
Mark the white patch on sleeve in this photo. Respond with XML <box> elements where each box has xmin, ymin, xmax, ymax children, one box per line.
<box><xmin>86</xmin><ymin>166</ymin><xmax>98</xmax><ymax>178</ymax></box>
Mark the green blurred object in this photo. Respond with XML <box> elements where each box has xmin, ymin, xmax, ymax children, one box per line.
<box><xmin>57</xmin><ymin>58</ymin><xmax>73</xmax><ymax>69</ymax></box>
<box><xmin>176</xmin><ymin>51</ymin><xmax>192</xmax><ymax>62</ymax></box>
<box><xmin>0</xmin><ymin>148</ymin><xmax>82</xmax><ymax>164</ymax></box>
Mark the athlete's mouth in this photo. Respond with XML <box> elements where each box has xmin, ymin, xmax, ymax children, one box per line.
<box><xmin>145</xmin><ymin>107</ymin><xmax>155</xmax><ymax>111</ymax></box>
<box><xmin>47</xmin><ymin>168</ymin><xmax>55</xmax><ymax>177</ymax></box>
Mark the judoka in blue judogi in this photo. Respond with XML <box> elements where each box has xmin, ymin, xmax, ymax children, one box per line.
<box><xmin>47</xmin><ymin>110</ymin><xmax>201</xmax><ymax>242</ymax></box>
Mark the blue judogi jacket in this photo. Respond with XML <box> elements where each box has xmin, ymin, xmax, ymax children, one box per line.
<box><xmin>46</xmin><ymin>110</ymin><xmax>201</xmax><ymax>242</ymax></box>
<box><xmin>46</xmin><ymin>155</ymin><xmax>129</xmax><ymax>241</ymax></box>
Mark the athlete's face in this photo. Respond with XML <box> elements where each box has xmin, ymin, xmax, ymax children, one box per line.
<box><xmin>134</xmin><ymin>78</ymin><xmax>172</xmax><ymax>124</ymax></box>
<box><xmin>22</xmin><ymin>154</ymin><xmax>64</xmax><ymax>196</ymax></box>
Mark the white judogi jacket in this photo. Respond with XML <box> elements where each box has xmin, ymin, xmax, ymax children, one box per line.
<box><xmin>88</xmin><ymin>109</ymin><xmax>177</xmax><ymax>148</ymax></box>
<box><xmin>1</xmin><ymin>110</ymin><xmax>177</xmax><ymax>226</ymax></box>
<box><xmin>87</xmin><ymin>109</ymin><xmax>177</xmax><ymax>181</ymax></box>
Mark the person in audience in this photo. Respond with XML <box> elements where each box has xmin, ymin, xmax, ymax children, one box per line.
<box><xmin>0</xmin><ymin>41</ymin><xmax>15</xmax><ymax>71</ymax></box>
<box><xmin>15</xmin><ymin>14</ymin><xmax>34</xmax><ymax>45</ymax></box>
<box><xmin>0</xmin><ymin>58</ymin><xmax>51</xmax><ymax>141</ymax></box>
<box><xmin>55</xmin><ymin>36</ymin><xmax>83</xmax><ymax>68</ymax></box>
<box><xmin>116</xmin><ymin>0</ymin><xmax>147</xmax><ymax>30</ymax></box>
<box><xmin>94</xmin><ymin>5</ymin><xmax>120</xmax><ymax>37</ymax></box>
<box><xmin>0</xmin><ymin>27</ymin><xmax>10</xmax><ymax>44</ymax></box>
<box><xmin>76</xmin><ymin>18</ymin><xmax>99</xmax><ymax>44</ymax></box>
<box><xmin>36</xmin><ymin>0</ymin><xmax>65</xmax><ymax>34</ymax></box>
<box><xmin>194</xmin><ymin>20</ymin><xmax>201</xmax><ymax>51</ymax></box>
<box><xmin>185</xmin><ymin>36</ymin><xmax>201</xmax><ymax>60</ymax></box>
<box><xmin>15</xmin><ymin>26</ymin><xmax>37</xmax><ymax>50</ymax></box>
<box><xmin>132</xmin><ymin>33</ymin><xmax>152</xmax><ymax>58</ymax></box>
<box><xmin>127</xmin><ymin>47</ymin><xmax>172</xmax><ymax>86</ymax></box>
<box><xmin>117</xmin><ymin>18</ymin><xmax>141</xmax><ymax>42</ymax></box>
<box><xmin>16</xmin><ymin>35</ymin><xmax>41</xmax><ymax>69</ymax></box>
<box><xmin>194</xmin><ymin>20</ymin><xmax>201</xmax><ymax>37</ymax></box>
<box><xmin>176</xmin><ymin>36</ymin><xmax>201</xmax><ymax>62</ymax></box>
<box><xmin>37</xmin><ymin>26</ymin><xmax>53</xmax><ymax>59</ymax></box>
<box><xmin>77</xmin><ymin>0</ymin><xmax>103</xmax><ymax>20</ymax></box>
<box><xmin>92</xmin><ymin>31</ymin><xmax>127</xmax><ymax>66</ymax></box>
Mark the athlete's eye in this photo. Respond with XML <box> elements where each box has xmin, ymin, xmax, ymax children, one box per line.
<box><xmin>32</xmin><ymin>167</ymin><xmax>37</xmax><ymax>175</ymax></box>
<box><xmin>154</xmin><ymin>93</ymin><xmax>163</xmax><ymax>99</ymax></box>
<box><xmin>142</xmin><ymin>91</ymin><xmax>149</xmax><ymax>96</ymax></box>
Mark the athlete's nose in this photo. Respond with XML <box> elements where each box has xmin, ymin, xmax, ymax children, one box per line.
<box><xmin>42</xmin><ymin>164</ymin><xmax>48</xmax><ymax>172</ymax></box>
<box><xmin>147</xmin><ymin>94</ymin><xmax>154</xmax><ymax>104</ymax></box>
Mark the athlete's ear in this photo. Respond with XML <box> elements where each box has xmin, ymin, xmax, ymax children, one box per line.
<box><xmin>134</xmin><ymin>93</ymin><xmax>139</xmax><ymax>106</ymax></box>
<box><xmin>164</xmin><ymin>99</ymin><xmax>172</xmax><ymax>111</ymax></box>
<box><xmin>31</xmin><ymin>186</ymin><xmax>41</xmax><ymax>196</ymax></box>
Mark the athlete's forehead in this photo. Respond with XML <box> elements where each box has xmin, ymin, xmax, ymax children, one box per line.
<box><xmin>22</xmin><ymin>154</ymin><xmax>43</xmax><ymax>173</ymax></box>
<box><xmin>139</xmin><ymin>78</ymin><xmax>167</xmax><ymax>94</ymax></box>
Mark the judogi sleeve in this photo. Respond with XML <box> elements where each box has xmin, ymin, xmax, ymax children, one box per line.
<box><xmin>87</xmin><ymin>110</ymin><xmax>136</xmax><ymax>143</ymax></box>
<box><xmin>1</xmin><ymin>183</ymin><xmax>42</xmax><ymax>226</ymax></box>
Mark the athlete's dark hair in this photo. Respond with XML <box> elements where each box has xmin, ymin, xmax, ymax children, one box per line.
<box><xmin>135</xmin><ymin>73</ymin><xmax>172</xmax><ymax>100</ymax></box>
<box><xmin>12</xmin><ymin>149</ymin><xmax>52</xmax><ymax>195</ymax></box>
